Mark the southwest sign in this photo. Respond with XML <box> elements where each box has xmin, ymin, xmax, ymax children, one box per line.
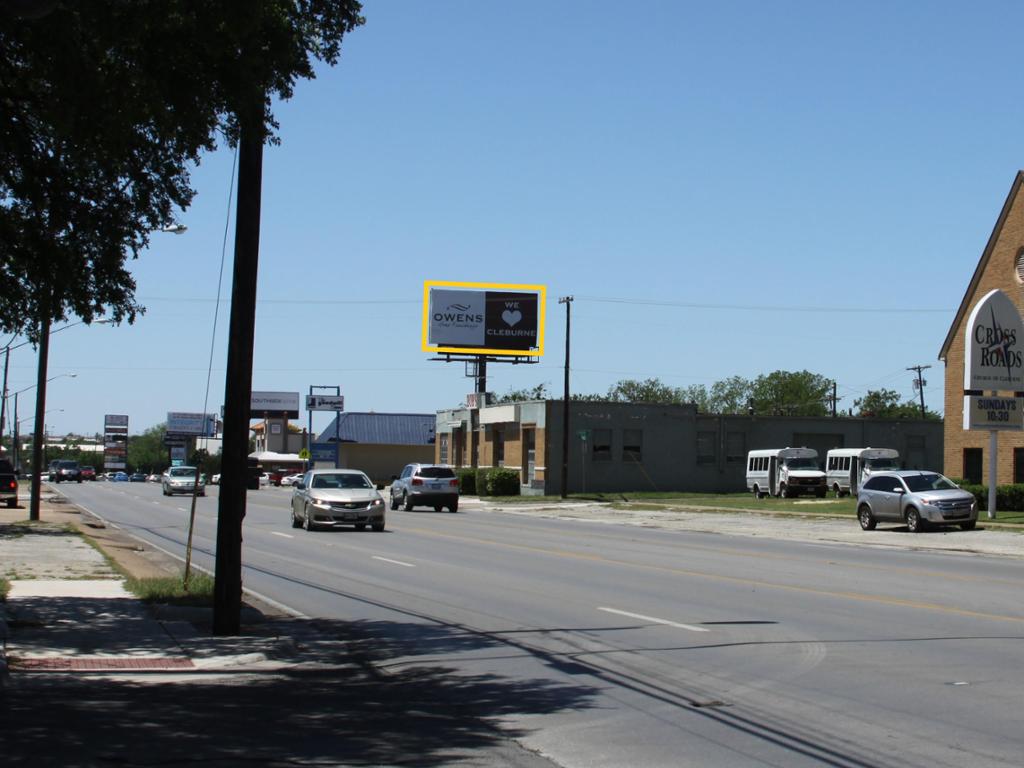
<box><xmin>422</xmin><ymin>280</ymin><xmax>546</xmax><ymax>356</ymax></box>
<box><xmin>964</xmin><ymin>289</ymin><xmax>1024</xmax><ymax>391</ymax></box>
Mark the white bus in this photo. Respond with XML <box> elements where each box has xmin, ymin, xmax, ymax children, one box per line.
<box><xmin>825</xmin><ymin>447</ymin><xmax>900</xmax><ymax>497</ymax></box>
<box><xmin>746</xmin><ymin>447</ymin><xmax>827</xmax><ymax>499</ymax></box>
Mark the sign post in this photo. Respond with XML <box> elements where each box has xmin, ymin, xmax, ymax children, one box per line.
<box><xmin>963</xmin><ymin>289</ymin><xmax>1024</xmax><ymax>519</ymax></box>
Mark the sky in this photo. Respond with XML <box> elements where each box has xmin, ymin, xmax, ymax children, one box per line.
<box><xmin>10</xmin><ymin>1</ymin><xmax>1024</xmax><ymax>438</ymax></box>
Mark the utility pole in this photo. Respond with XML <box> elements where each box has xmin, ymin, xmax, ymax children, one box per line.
<box><xmin>559</xmin><ymin>296</ymin><xmax>573</xmax><ymax>499</ymax></box>
<box><xmin>29</xmin><ymin>314</ymin><xmax>50</xmax><ymax>522</ymax></box>
<box><xmin>213</xmin><ymin>107</ymin><xmax>264</xmax><ymax>636</ymax></box>
<box><xmin>907</xmin><ymin>364</ymin><xmax>931</xmax><ymax>419</ymax></box>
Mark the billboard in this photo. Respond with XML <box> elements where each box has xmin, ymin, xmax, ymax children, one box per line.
<box><xmin>422</xmin><ymin>281</ymin><xmax>545</xmax><ymax>357</ymax></box>
<box><xmin>167</xmin><ymin>412</ymin><xmax>217</xmax><ymax>436</ymax></box>
<box><xmin>103</xmin><ymin>414</ymin><xmax>128</xmax><ymax>470</ymax></box>
<box><xmin>250</xmin><ymin>391</ymin><xmax>300</xmax><ymax>419</ymax></box>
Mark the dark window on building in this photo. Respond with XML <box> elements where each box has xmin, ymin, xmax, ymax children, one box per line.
<box><xmin>697</xmin><ymin>431</ymin><xmax>716</xmax><ymax>464</ymax></box>
<box><xmin>623</xmin><ymin>429</ymin><xmax>643</xmax><ymax>463</ymax></box>
<box><xmin>592</xmin><ymin>429</ymin><xmax>612</xmax><ymax>461</ymax></box>
<box><xmin>963</xmin><ymin>448</ymin><xmax>983</xmax><ymax>485</ymax></box>
<box><xmin>493</xmin><ymin>428</ymin><xmax>505</xmax><ymax>467</ymax></box>
<box><xmin>1015</xmin><ymin>449</ymin><xmax>1024</xmax><ymax>484</ymax></box>
<box><xmin>725</xmin><ymin>432</ymin><xmax>745</xmax><ymax>463</ymax></box>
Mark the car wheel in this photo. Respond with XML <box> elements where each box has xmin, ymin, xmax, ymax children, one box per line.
<box><xmin>372</xmin><ymin>520</ymin><xmax>385</xmax><ymax>532</ymax></box>
<box><xmin>403</xmin><ymin>491</ymin><xmax>414</xmax><ymax>511</ymax></box>
<box><xmin>291</xmin><ymin>509</ymin><xmax>302</xmax><ymax>529</ymax></box>
<box><xmin>6</xmin><ymin>498</ymin><xmax>16</xmax><ymax>509</ymax></box>
<box><xmin>906</xmin><ymin>507</ymin><xmax>925</xmax><ymax>533</ymax></box>
<box><xmin>434</xmin><ymin>504</ymin><xmax>443</xmax><ymax>513</ymax></box>
<box><xmin>389</xmin><ymin>491</ymin><xmax>398</xmax><ymax>510</ymax></box>
<box><xmin>449</xmin><ymin>500</ymin><xmax>458</xmax><ymax>513</ymax></box>
<box><xmin>857</xmin><ymin>505</ymin><xmax>876</xmax><ymax>531</ymax></box>
<box><xmin>303</xmin><ymin>506</ymin><xmax>313</xmax><ymax>532</ymax></box>
<box><xmin>960</xmin><ymin>520</ymin><xmax>977</xmax><ymax>531</ymax></box>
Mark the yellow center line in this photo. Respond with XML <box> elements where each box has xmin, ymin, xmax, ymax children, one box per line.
<box><xmin>401</xmin><ymin>524</ymin><xmax>1024</xmax><ymax>625</ymax></box>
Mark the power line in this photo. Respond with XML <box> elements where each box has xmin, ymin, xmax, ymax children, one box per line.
<box><xmin>575</xmin><ymin>295</ymin><xmax>951</xmax><ymax>314</ymax></box>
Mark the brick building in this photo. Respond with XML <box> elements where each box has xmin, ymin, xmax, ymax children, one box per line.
<box><xmin>939</xmin><ymin>171</ymin><xmax>1024</xmax><ymax>484</ymax></box>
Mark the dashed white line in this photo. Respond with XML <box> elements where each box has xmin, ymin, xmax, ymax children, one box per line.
<box><xmin>598</xmin><ymin>606</ymin><xmax>709</xmax><ymax>633</ymax></box>
<box><xmin>271</xmin><ymin>532</ymin><xmax>294</xmax><ymax>539</ymax></box>
<box><xmin>372</xmin><ymin>556</ymin><xmax>415</xmax><ymax>568</ymax></box>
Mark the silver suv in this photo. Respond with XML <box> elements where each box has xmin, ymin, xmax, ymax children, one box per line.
<box><xmin>390</xmin><ymin>464</ymin><xmax>460</xmax><ymax>512</ymax></box>
<box><xmin>856</xmin><ymin>470</ymin><xmax>977</xmax><ymax>532</ymax></box>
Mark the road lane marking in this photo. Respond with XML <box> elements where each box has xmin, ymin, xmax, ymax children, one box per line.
<box><xmin>271</xmin><ymin>532</ymin><xmax>294</xmax><ymax>539</ymax></box>
<box><xmin>398</xmin><ymin>525</ymin><xmax>1024</xmax><ymax>626</ymax></box>
<box><xmin>373</xmin><ymin>556</ymin><xmax>415</xmax><ymax>568</ymax></box>
<box><xmin>598</xmin><ymin>606</ymin><xmax>709</xmax><ymax>633</ymax></box>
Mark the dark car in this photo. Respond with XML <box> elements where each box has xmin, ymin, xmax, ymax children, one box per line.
<box><xmin>129</xmin><ymin>472</ymin><xmax>147</xmax><ymax>482</ymax></box>
<box><xmin>80</xmin><ymin>466</ymin><xmax>97</xmax><ymax>481</ymax></box>
<box><xmin>52</xmin><ymin>460</ymin><xmax>82</xmax><ymax>483</ymax></box>
<box><xmin>856</xmin><ymin>470</ymin><xmax>978</xmax><ymax>532</ymax></box>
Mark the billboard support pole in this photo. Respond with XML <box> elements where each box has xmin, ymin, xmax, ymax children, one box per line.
<box><xmin>559</xmin><ymin>296</ymin><xmax>573</xmax><ymax>499</ymax></box>
<box><xmin>989</xmin><ymin>417</ymin><xmax>997</xmax><ymax>519</ymax></box>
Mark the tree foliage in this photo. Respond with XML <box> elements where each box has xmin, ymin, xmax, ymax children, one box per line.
<box><xmin>748</xmin><ymin>370</ymin><xmax>831</xmax><ymax>417</ymax></box>
<box><xmin>606</xmin><ymin>378</ymin><xmax>686</xmax><ymax>404</ymax></box>
<box><xmin>855</xmin><ymin>388</ymin><xmax>939</xmax><ymax>420</ymax></box>
<box><xmin>0</xmin><ymin>1</ymin><xmax>364</xmax><ymax>338</ymax></box>
<box><xmin>497</xmin><ymin>383</ymin><xmax>550</xmax><ymax>403</ymax></box>
<box><xmin>128</xmin><ymin>423</ymin><xmax>167</xmax><ymax>473</ymax></box>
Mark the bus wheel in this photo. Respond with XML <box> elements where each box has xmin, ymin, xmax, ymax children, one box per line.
<box><xmin>779</xmin><ymin>484</ymin><xmax>789</xmax><ymax>498</ymax></box>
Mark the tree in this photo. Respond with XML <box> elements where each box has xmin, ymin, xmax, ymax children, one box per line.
<box><xmin>749</xmin><ymin>370</ymin><xmax>831</xmax><ymax>417</ymax></box>
<box><xmin>0</xmin><ymin>2</ymin><xmax>365</xmax><ymax>337</ymax></box>
<box><xmin>709</xmin><ymin>375</ymin><xmax>754</xmax><ymax>415</ymax></box>
<box><xmin>128</xmin><ymin>424</ymin><xmax>167</xmax><ymax>473</ymax></box>
<box><xmin>606</xmin><ymin>378</ymin><xmax>686</xmax><ymax>404</ymax></box>
<box><xmin>497</xmin><ymin>383</ymin><xmax>550</xmax><ymax>402</ymax></box>
<box><xmin>855</xmin><ymin>389</ymin><xmax>939</xmax><ymax>420</ymax></box>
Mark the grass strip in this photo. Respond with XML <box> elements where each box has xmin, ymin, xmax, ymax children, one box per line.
<box><xmin>124</xmin><ymin>571</ymin><xmax>215</xmax><ymax>606</ymax></box>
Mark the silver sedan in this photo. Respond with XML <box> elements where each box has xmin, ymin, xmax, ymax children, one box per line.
<box><xmin>290</xmin><ymin>469</ymin><xmax>386</xmax><ymax>532</ymax></box>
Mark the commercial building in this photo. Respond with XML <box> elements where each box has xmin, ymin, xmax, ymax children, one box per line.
<box><xmin>435</xmin><ymin>400</ymin><xmax>941</xmax><ymax>495</ymax></box>
<box><xmin>939</xmin><ymin>171</ymin><xmax>1024</xmax><ymax>484</ymax></box>
<box><xmin>317</xmin><ymin>412</ymin><xmax>436</xmax><ymax>484</ymax></box>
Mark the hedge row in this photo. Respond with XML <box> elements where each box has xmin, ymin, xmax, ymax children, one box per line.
<box><xmin>455</xmin><ymin>467</ymin><xmax>521</xmax><ymax>497</ymax></box>
<box><xmin>956</xmin><ymin>482</ymin><xmax>1024</xmax><ymax>511</ymax></box>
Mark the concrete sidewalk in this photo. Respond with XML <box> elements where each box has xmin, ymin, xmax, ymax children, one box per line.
<box><xmin>0</xmin><ymin>494</ymin><xmax>564</xmax><ymax>767</ymax></box>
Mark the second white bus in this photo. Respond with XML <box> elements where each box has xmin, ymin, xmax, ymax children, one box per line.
<box><xmin>825</xmin><ymin>447</ymin><xmax>900</xmax><ymax>497</ymax></box>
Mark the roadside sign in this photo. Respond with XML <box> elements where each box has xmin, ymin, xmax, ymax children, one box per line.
<box><xmin>306</xmin><ymin>394</ymin><xmax>345</xmax><ymax>411</ymax></box>
<box><xmin>964</xmin><ymin>395</ymin><xmax>1024</xmax><ymax>431</ymax></box>
<box><xmin>311</xmin><ymin>443</ymin><xmax>336</xmax><ymax>462</ymax></box>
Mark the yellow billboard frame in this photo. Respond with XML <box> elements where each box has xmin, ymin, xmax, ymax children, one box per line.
<box><xmin>422</xmin><ymin>280</ymin><xmax>546</xmax><ymax>357</ymax></box>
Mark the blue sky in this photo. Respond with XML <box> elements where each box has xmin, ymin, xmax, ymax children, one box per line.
<box><xmin>12</xmin><ymin>1</ymin><xmax>1024</xmax><ymax>437</ymax></box>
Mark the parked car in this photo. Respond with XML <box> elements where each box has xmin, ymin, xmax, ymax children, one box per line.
<box><xmin>161</xmin><ymin>466</ymin><xmax>206</xmax><ymax>496</ymax></box>
<box><xmin>80</xmin><ymin>466</ymin><xmax>97</xmax><ymax>481</ymax></box>
<box><xmin>259</xmin><ymin>472</ymin><xmax>271</xmax><ymax>487</ymax></box>
<box><xmin>51</xmin><ymin>460</ymin><xmax>82</xmax><ymax>483</ymax></box>
<box><xmin>291</xmin><ymin>469</ymin><xmax>385</xmax><ymax>532</ymax></box>
<box><xmin>856</xmin><ymin>471</ymin><xmax>978</xmax><ymax>532</ymax></box>
<box><xmin>112</xmin><ymin>471</ymin><xmax>129</xmax><ymax>482</ymax></box>
<box><xmin>210</xmin><ymin>473</ymin><xmax>221</xmax><ymax>485</ymax></box>
<box><xmin>146</xmin><ymin>474</ymin><xmax>161</xmax><ymax>483</ymax></box>
<box><xmin>280</xmin><ymin>473</ymin><xmax>304</xmax><ymax>487</ymax></box>
<box><xmin>129</xmin><ymin>472</ymin><xmax>147</xmax><ymax>482</ymax></box>
<box><xmin>390</xmin><ymin>463</ymin><xmax>460</xmax><ymax>512</ymax></box>
<box><xmin>0</xmin><ymin>458</ymin><xmax>18</xmax><ymax>508</ymax></box>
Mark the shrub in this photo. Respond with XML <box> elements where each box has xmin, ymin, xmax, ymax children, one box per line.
<box><xmin>456</xmin><ymin>467</ymin><xmax>477</xmax><ymax>495</ymax></box>
<box><xmin>957</xmin><ymin>483</ymin><xmax>1024</xmax><ymax>511</ymax></box>
<box><xmin>476</xmin><ymin>467</ymin><xmax>520</xmax><ymax>496</ymax></box>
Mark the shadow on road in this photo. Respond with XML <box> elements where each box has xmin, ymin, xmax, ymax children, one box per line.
<box><xmin>1</xmin><ymin>616</ymin><xmax>596</xmax><ymax>767</ymax></box>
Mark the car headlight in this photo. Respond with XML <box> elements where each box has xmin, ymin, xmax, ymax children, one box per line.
<box><xmin>311</xmin><ymin>499</ymin><xmax>332</xmax><ymax>509</ymax></box>
<box><xmin>371</xmin><ymin>498</ymin><xmax>384</xmax><ymax>508</ymax></box>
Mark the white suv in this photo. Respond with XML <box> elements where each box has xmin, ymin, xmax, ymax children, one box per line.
<box><xmin>390</xmin><ymin>464</ymin><xmax>460</xmax><ymax>512</ymax></box>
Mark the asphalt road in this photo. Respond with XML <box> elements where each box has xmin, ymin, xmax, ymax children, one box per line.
<box><xmin>56</xmin><ymin>480</ymin><xmax>1024</xmax><ymax>767</ymax></box>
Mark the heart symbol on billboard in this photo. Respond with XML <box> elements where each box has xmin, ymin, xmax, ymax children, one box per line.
<box><xmin>502</xmin><ymin>309</ymin><xmax>522</xmax><ymax>327</ymax></box>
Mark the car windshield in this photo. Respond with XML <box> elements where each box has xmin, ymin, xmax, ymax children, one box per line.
<box><xmin>903</xmin><ymin>473</ymin><xmax>957</xmax><ymax>492</ymax></box>
<box><xmin>311</xmin><ymin>473</ymin><xmax>372</xmax><ymax>489</ymax></box>
<box><xmin>783</xmin><ymin>458</ymin><xmax>817</xmax><ymax>470</ymax></box>
<box><xmin>417</xmin><ymin>467</ymin><xmax>456</xmax><ymax>478</ymax></box>
<box><xmin>169</xmin><ymin>467</ymin><xmax>196</xmax><ymax>477</ymax></box>
<box><xmin>58</xmin><ymin>461</ymin><xmax>78</xmax><ymax>468</ymax></box>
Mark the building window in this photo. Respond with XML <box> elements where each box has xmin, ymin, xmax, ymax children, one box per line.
<box><xmin>1015</xmin><ymin>449</ymin><xmax>1024</xmax><ymax>484</ymax></box>
<box><xmin>439</xmin><ymin>434</ymin><xmax>449</xmax><ymax>465</ymax></box>
<box><xmin>1016</xmin><ymin>248</ymin><xmax>1024</xmax><ymax>285</ymax></box>
<box><xmin>623</xmin><ymin>429</ymin><xmax>642</xmax><ymax>463</ymax></box>
<box><xmin>493</xmin><ymin>428</ymin><xmax>505</xmax><ymax>467</ymax></box>
<box><xmin>592</xmin><ymin>429</ymin><xmax>612</xmax><ymax>461</ymax></box>
<box><xmin>697</xmin><ymin>431</ymin><xmax>716</xmax><ymax>464</ymax></box>
<box><xmin>963</xmin><ymin>448</ymin><xmax>983</xmax><ymax>485</ymax></box>
<box><xmin>725</xmin><ymin>432</ymin><xmax>745</xmax><ymax>463</ymax></box>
